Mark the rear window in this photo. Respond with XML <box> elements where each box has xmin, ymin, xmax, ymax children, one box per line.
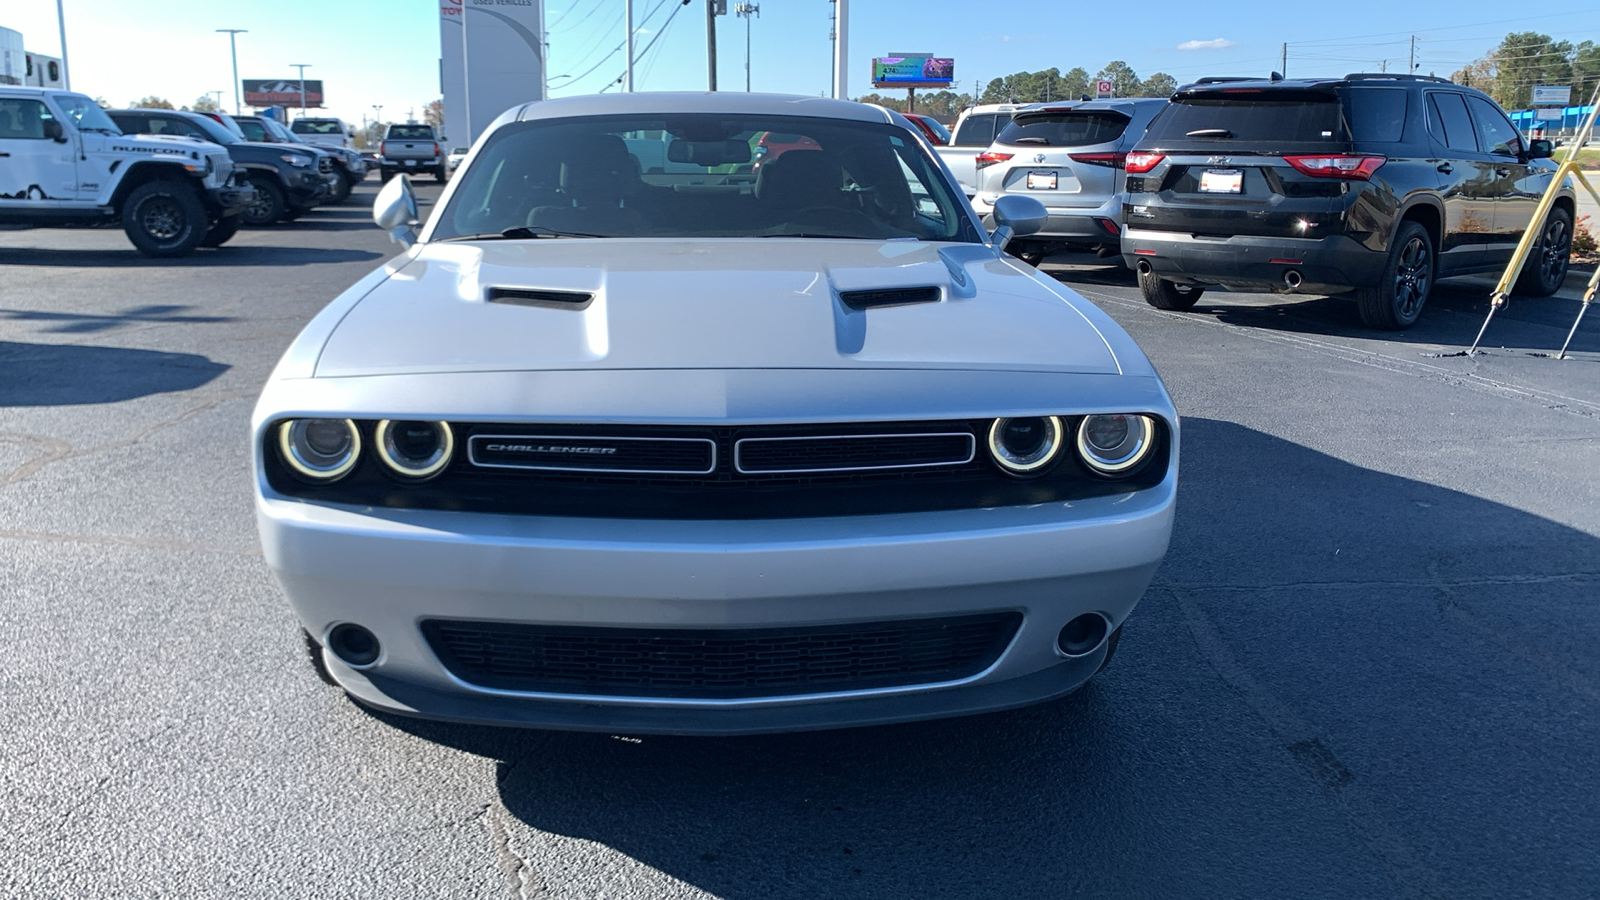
<box><xmin>387</xmin><ymin>125</ymin><xmax>435</xmax><ymax>140</ymax></box>
<box><xmin>997</xmin><ymin>112</ymin><xmax>1129</xmax><ymax>147</ymax></box>
<box><xmin>292</xmin><ymin>120</ymin><xmax>343</xmax><ymax>134</ymax></box>
<box><xmin>1144</xmin><ymin>92</ymin><xmax>1347</xmax><ymax>143</ymax></box>
<box><xmin>1343</xmin><ymin>88</ymin><xmax>1407</xmax><ymax>142</ymax></box>
<box><xmin>952</xmin><ymin>113</ymin><xmax>1005</xmax><ymax>147</ymax></box>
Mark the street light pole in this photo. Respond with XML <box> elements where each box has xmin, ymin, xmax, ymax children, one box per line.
<box><xmin>54</xmin><ymin>0</ymin><xmax>72</xmax><ymax>90</ymax></box>
<box><xmin>706</xmin><ymin>0</ymin><xmax>719</xmax><ymax>91</ymax></box>
<box><xmin>290</xmin><ymin>63</ymin><xmax>312</xmax><ymax>117</ymax></box>
<box><xmin>624</xmin><ymin>0</ymin><xmax>634</xmax><ymax>93</ymax></box>
<box><xmin>832</xmin><ymin>0</ymin><xmax>848</xmax><ymax>100</ymax></box>
<box><xmin>207</xmin><ymin>90</ymin><xmax>224</xmax><ymax>110</ymax></box>
<box><xmin>217</xmin><ymin>30</ymin><xmax>247</xmax><ymax>114</ymax></box>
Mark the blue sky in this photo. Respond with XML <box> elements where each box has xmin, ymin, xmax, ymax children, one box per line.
<box><xmin>5</xmin><ymin>0</ymin><xmax>1595</xmax><ymax>126</ymax></box>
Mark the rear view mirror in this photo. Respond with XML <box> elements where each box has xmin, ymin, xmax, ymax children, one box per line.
<box><xmin>1526</xmin><ymin>139</ymin><xmax>1553</xmax><ymax>160</ymax></box>
<box><xmin>668</xmin><ymin>139</ymin><xmax>752</xmax><ymax>167</ymax></box>
<box><xmin>373</xmin><ymin>174</ymin><xmax>420</xmax><ymax>247</ymax></box>
<box><xmin>42</xmin><ymin>118</ymin><xmax>66</xmax><ymax>143</ymax></box>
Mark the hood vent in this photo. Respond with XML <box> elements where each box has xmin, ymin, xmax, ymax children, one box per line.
<box><xmin>839</xmin><ymin>286</ymin><xmax>941</xmax><ymax>310</ymax></box>
<box><xmin>486</xmin><ymin>287</ymin><xmax>595</xmax><ymax>310</ymax></box>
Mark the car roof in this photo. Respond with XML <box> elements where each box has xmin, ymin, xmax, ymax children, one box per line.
<box><xmin>1012</xmin><ymin>97</ymin><xmax>1167</xmax><ymax>116</ymax></box>
<box><xmin>508</xmin><ymin>91</ymin><xmax>895</xmax><ymax>127</ymax></box>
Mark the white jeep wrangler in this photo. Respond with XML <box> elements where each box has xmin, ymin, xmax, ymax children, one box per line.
<box><xmin>0</xmin><ymin>87</ymin><xmax>256</xmax><ymax>257</ymax></box>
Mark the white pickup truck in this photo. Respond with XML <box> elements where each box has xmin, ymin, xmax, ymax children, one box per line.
<box><xmin>379</xmin><ymin>123</ymin><xmax>446</xmax><ymax>183</ymax></box>
<box><xmin>938</xmin><ymin>103</ymin><xmax>1029</xmax><ymax>208</ymax></box>
<box><xmin>0</xmin><ymin>87</ymin><xmax>254</xmax><ymax>256</ymax></box>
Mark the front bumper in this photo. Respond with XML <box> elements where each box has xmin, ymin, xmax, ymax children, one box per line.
<box><xmin>260</xmin><ymin>478</ymin><xmax>1175</xmax><ymax>734</ymax></box>
<box><xmin>1121</xmin><ymin>228</ymin><xmax>1386</xmax><ymax>294</ymax></box>
<box><xmin>206</xmin><ymin>181</ymin><xmax>259</xmax><ymax>217</ymax></box>
<box><xmin>287</xmin><ymin>171</ymin><xmax>330</xmax><ymax>207</ymax></box>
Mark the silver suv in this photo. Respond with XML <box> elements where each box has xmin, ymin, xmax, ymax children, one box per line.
<box><xmin>975</xmin><ymin>99</ymin><xmax>1166</xmax><ymax>265</ymax></box>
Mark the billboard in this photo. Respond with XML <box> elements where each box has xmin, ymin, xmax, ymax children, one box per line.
<box><xmin>871</xmin><ymin>55</ymin><xmax>954</xmax><ymax>89</ymax></box>
<box><xmin>243</xmin><ymin>79</ymin><xmax>324</xmax><ymax>108</ymax></box>
<box><xmin>1531</xmin><ymin>85</ymin><xmax>1571</xmax><ymax>106</ymax></box>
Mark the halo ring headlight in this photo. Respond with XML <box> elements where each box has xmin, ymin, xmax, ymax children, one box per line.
<box><xmin>987</xmin><ymin>416</ymin><xmax>1065</xmax><ymax>476</ymax></box>
<box><xmin>1076</xmin><ymin>414</ymin><xmax>1155</xmax><ymax>476</ymax></box>
<box><xmin>278</xmin><ymin>418</ymin><xmax>361</xmax><ymax>482</ymax></box>
<box><xmin>375</xmin><ymin>420</ymin><xmax>454</xmax><ymax>480</ymax></box>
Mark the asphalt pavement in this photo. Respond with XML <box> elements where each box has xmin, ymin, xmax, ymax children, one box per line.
<box><xmin>2</xmin><ymin>182</ymin><xmax>1598</xmax><ymax>899</ymax></box>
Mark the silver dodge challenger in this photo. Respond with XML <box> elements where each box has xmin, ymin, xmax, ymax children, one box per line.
<box><xmin>253</xmin><ymin>92</ymin><xmax>1178</xmax><ymax>734</ymax></box>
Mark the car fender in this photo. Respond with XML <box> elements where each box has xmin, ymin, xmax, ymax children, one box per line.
<box><xmin>106</xmin><ymin>160</ymin><xmax>205</xmax><ymax>209</ymax></box>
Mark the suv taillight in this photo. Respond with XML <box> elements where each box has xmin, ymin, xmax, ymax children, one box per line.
<box><xmin>975</xmin><ymin>151</ymin><xmax>1014</xmax><ymax>170</ymax></box>
<box><xmin>1124</xmin><ymin>153</ymin><xmax>1166</xmax><ymax>174</ymax></box>
<box><xmin>1283</xmin><ymin>155</ymin><xmax>1386</xmax><ymax>180</ymax></box>
<box><xmin>1069</xmin><ymin>152</ymin><xmax>1127</xmax><ymax>168</ymax></box>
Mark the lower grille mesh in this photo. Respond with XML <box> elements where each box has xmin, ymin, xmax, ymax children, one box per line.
<box><xmin>421</xmin><ymin>613</ymin><xmax>1022</xmax><ymax>699</ymax></box>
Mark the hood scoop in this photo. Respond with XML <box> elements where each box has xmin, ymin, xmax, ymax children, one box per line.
<box><xmin>838</xmin><ymin>286</ymin><xmax>941</xmax><ymax>311</ymax></box>
<box><xmin>486</xmin><ymin>287</ymin><xmax>595</xmax><ymax>310</ymax></box>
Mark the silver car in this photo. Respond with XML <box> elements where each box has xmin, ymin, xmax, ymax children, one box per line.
<box><xmin>975</xmin><ymin>99</ymin><xmax>1167</xmax><ymax>266</ymax></box>
<box><xmin>253</xmin><ymin>92</ymin><xmax>1178</xmax><ymax>735</ymax></box>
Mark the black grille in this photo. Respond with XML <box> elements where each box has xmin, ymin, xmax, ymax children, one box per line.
<box><xmin>470</xmin><ymin>434</ymin><xmax>715</xmax><ymax>474</ymax></box>
<box><xmin>735</xmin><ymin>433</ymin><xmax>973</xmax><ymax>473</ymax></box>
<box><xmin>318</xmin><ymin>157</ymin><xmax>334</xmax><ymax>175</ymax></box>
<box><xmin>421</xmin><ymin>612</ymin><xmax>1022</xmax><ymax>698</ymax></box>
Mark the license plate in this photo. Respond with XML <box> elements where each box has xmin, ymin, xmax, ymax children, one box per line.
<box><xmin>1199</xmin><ymin>169</ymin><xmax>1242</xmax><ymax>193</ymax></box>
<box><xmin>1026</xmin><ymin>171</ymin><xmax>1057</xmax><ymax>190</ymax></box>
<box><xmin>404</xmin><ymin>159</ymin><xmax>418</xmax><ymax>166</ymax></box>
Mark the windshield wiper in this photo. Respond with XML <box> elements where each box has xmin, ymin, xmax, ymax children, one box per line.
<box><xmin>756</xmin><ymin>232</ymin><xmax>877</xmax><ymax>240</ymax></box>
<box><xmin>1186</xmin><ymin>128</ymin><xmax>1235</xmax><ymax>138</ymax></box>
<box><xmin>439</xmin><ymin>226</ymin><xmax>608</xmax><ymax>242</ymax></box>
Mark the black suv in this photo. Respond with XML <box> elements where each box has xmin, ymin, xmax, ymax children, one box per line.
<box><xmin>1120</xmin><ymin>74</ymin><xmax>1576</xmax><ymax>329</ymax></box>
<box><xmin>108</xmin><ymin>109</ymin><xmax>329</xmax><ymax>226</ymax></box>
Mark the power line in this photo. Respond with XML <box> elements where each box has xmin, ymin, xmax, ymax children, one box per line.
<box><xmin>1284</xmin><ymin>9</ymin><xmax>1594</xmax><ymax>47</ymax></box>
<box><xmin>557</xmin><ymin>0</ymin><xmax>678</xmax><ymax>93</ymax></box>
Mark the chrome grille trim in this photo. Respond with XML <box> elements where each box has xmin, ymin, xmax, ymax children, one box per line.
<box><xmin>467</xmin><ymin>434</ymin><xmax>717</xmax><ymax>475</ymax></box>
<box><xmin>734</xmin><ymin>432</ymin><xmax>977</xmax><ymax>475</ymax></box>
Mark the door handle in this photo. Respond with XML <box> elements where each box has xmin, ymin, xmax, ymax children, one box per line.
<box><xmin>1435</xmin><ymin>162</ymin><xmax>1452</xmax><ymax>174</ymax></box>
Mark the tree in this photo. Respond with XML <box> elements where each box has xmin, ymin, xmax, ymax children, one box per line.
<box><xmin>1572</xmin><ymin>41</ymin><xmax>1600</xmax><ymax>106</ymax></box>
<box><xmin>1491</xmin><ymin>32</ymin><xmax>1572</xmax><ymax>110</ymax></box>
<box><xmin>1060</xmin><ymin>67</ymin><xmax>1090</xmax><ymax>101</ymax></box>
<box><xmin>1140</xmin><ymin>73</ymin><xmax>1178</xmax><ymax>98</ymax></box>
<box><xmin>192</xmin><ymin>95</ymin><xmax>222</xmax><ymax>113</ymax></box>
<box><xmin>424</xmin><ymin>98</ymin><xmax>444</xmax><ymax>129</ymax></box>
<box><xmin>1451</xmin><ymin>55</ymin><xmax>1496</xmax><ymax>91</ymax></box>
<box><xmin>1094</xmin><ymin>61</ymin><xmax>1142</xmax><ymax>99</ymax></box>
<box><xmin>130</xmin><ymin>96</ymin><xmax>175</xmax><ymax>110</ymax></box>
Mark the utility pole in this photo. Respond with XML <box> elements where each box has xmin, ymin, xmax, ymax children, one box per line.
<box><xmin>832</xmin><ymin>0</ymin><xmax>848</xmax><ymax>100</ymax></box>
<box><xmin>290</xmin><ymin>63</ymin><xmax>312</xmax><ymax>117</ymax></box>
<box><xmin>1409</xmin><ymin>35</ymin><xmax>1416</xmax><ymax>72</ymax></box>
<box><xmin>54</xmin><ymin>0</ymin><xmax>71</xmax><ymax>90</ymax></box>
<box><xmin>706</xmin><ymin>0</ymin><xmax>720</xmax><ymax>91</ymax></box>
<box><xmin>1280</xmin><ymin>42</ymin><xmax>1287</xmax><ymax>78</ymax></box>
<box><xmin>624</xmin><ymin>0</ymin><xmax>634</xmax><ymax>92</ymax></box>
<box><xmin>217</xmin><ymin>29</ymin><xmax>247</xmax><ymax>114</ymax></box>
<box><xmin>735</xmin><ymin>2</ymin><xmax>759</xmax><ymax>92</ymax></box>
<box><xmin>828</xmin><ymin>1</ymin><xmax>836</xmax><ymax>97</ymax></box>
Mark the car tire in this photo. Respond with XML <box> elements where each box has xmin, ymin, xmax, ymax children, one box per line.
<box><xmin>1138</xmin><ymin>269</ymin><xmax>1204</xmax><ymax>311</ymax></box>
<box><xmin>1354</xmin><ymin>220</ymin><xmax>1434</xmax><ymax>330</ymax></box>
<box><xmin>1014</xmin><ymin>246</ymin><xmax>1047</xmax><ymax>267</ymax></box>
<box><xmin>279</xmin><ymin>206</ymin><xmax>306</xmax><ymax>222</ymax></box>
<box><xmin>434</xmin><ymin>166</ymin><xmax>448</xmax><ymax>183</ymax></box>
<box><xmin>302</xmin><ymin>629</ymin><xmax>339</xmax><ymax>687</ymax></box>
<box><xmin>121</xmin><ymin>180</ymin><xmax>208</xmax><ymax>258</ymax></box>
<box><xmin>327</xmin><ymin>169</ymin><xmax>353</xmax><ymax>204</ymax></box>
<box><xmin>241</xmin><ymin>176</ymin><xmax>286</xmax><ymax>227</ymax></box>
<box><xmin>1513</xmin><ymin>206</ymin><xmax>1573</xmax><ymax>298</ymax></box>
<box><xmin>199</xmin><ymin>215</ymin><xmax>241</xmax><ymax>248</ymax></box>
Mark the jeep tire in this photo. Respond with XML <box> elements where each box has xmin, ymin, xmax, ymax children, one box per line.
<box><xmin>121</xmin><ymin>180</ymin><xmax>208</xmax><ymax>258</ymax></box>
<box><xmin>1138</xmin><ymin>268</ymin><xmax>1204</xmax><ymax>311</ymax></box>
<box><xmin>242</xmin><ymin>175</ymin><xmax>286</xmax><ymax>227</ymax></box>
<box><xmin>199</xmin><ymin>214</ymin><xmax>241</xmax><ymax>248</ymax></box>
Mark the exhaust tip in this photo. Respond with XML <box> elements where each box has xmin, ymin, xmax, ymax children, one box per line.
<box><xmin>327</xmin><ymin>623</ymin><xmax>381</xmax><ymax>668</ymax></box>
<box><xmin>1284</xmin><ymin>269</ymin><xmax>1303</xmax><ymax>290</ymax></box>
<box><xmin>1058</xmin><ymin>613</ymin><xmax>1111</xmax><ymax>657</ymax></box>
<box><xmin>1135</xmin><ymin>259</ymin><xmax>1153</xmax><ymax>277</ymax></box>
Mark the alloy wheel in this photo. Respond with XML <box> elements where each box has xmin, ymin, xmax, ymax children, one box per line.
<box><xmin>140</xmin><ymin>197</ymin><xmax>184</xmax><ymax>241</ymax></box>
<box><xmin>1393</xmin><ymin>236</ymin><xmax>1430</xmax><ymax>319</ymax></box>
<box><xmin>1539</xmin><ymin>218</ymin><xmax>1571</xmax><ymax>286</ymax></box>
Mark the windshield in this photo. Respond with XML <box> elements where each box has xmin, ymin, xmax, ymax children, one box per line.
<box><xmin>261</xmin><ymin>118</ymin><xmax>300</xmax><ymax>143</ymax></box>
<box><xmin>53</xmin><ymin>93</ymin><xmax>121</xmax><ymax>134</ymax></box>
<box><xmin>998</xmin><ymin>112</ymin><xmax>1129</xmax><ymax>147</ymax></box>
<box><xmin>187</xmin><ymin>114</ymin><xmax>241</xmax><ymax>145</ymax></box>
<box><xmin>235</xmin><ymin>118</ymin><xmax>268</xmax><ymax>141</ymax></box>
<box><xmin>434</xmin><ymin>113</ymin><xmax>978</xmax><ymax>243</ymax></box>
<box><xmin>387</xmin><ymin>125</ymin><xmax>435</xmax><ymax>140</ymax></box>
<box><xmin>912</xmin><ymin>116</ymin><xmax>952</xmax><ymax>144</ymax></box>
<box><xmin>292</xmin><ymin>119</ymin><xmax>343</xmax><ymax>134</ymax></box>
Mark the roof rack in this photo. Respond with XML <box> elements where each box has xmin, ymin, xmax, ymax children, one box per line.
<box><xmin>1344</xmin><ymin>73</ymin><xmax>1451</xmax><ymax>84</ymax></box>
<box><xmin>1193</xmin><ymin>76</ymin><xmax>1257</xmax><ymax>85</ymax></box>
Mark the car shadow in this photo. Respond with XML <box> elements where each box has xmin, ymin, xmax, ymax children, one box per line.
<box><xmin>0</xmin><ymin>340</ymin><xmax>228</xmax><ymax>405</ymax></box>
<box><xmin>0</xmin><ymin>245</ymin><xmax>385</xmax><ymax>267</ymax></box>
<box><xmin>0</xmin><ymin>304</ymin><xmax>235</xmax><ymax>335</ymax></box>
<box><xmin>364</xmin><ymin>418</ymin><xmax>1600</xmax><ymax>898</ymax></box>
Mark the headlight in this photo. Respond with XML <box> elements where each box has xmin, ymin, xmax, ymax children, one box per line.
<box><xmin>278</xmin><ymin>419</ymin><xmax>361</xmax><ymax>481</ymax></box>
<box><xmin>281</xmin><ymin>154</ymin><xmax>312</xmax><ymax>167</ymax></box>
<box><xmin>374</xmin><ymin>420</ymin><xmax>454</xmax><ymax>480</ymax></box>
<box><xmin>987</xmin><ymin>416</ymin><xmax>1064</xmax><ymax>476</ymax></box>
<box><xmin>1076</xmin><ymin>414</ymin><xmax>1156</xmax><ymax>476</ymax></box>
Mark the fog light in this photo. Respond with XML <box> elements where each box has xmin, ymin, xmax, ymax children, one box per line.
<box><xmin>327</xmin><ymin>623</ymin><xmax>381</xmax><ymax>667</ymax></box>
<box><xmin>987</xmin><ymin>415</ymin><xmax>1064</xmax><ymax>476</ymax></box>
<box><xmin>278</xmin><ymin>419</ymin><xmax>360</xmax><ymax>481</ymax></box>
<box><xmin>1058</xmin><ymin>614</ymin><xmax>1109</xmax><ymax>657</ymax></box>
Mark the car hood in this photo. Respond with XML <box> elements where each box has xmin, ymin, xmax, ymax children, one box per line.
<box><xmin>312</xmin><ymin>239</ymin><xmax>1122</xmax><ymax>377</ymax></box>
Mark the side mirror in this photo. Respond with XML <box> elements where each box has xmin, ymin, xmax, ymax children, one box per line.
<box><xmin>1526</xmin><ymin>139</ymin><xmax>1554</xmax><ymax>160</ymax></box>
<box><xmin>988</xmin><ymin>194</ymin><xmax>1048</xmax><ymax>254</ymax></box>
<box><xmin>42</xmin><ymin>118</ymin><xmax>66</xmax><ymax>143</ymax></box>
<box><xmin>373</xmin><ymin>174</ymin><xmax>421</xmax><ymax>247</ymax></box>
